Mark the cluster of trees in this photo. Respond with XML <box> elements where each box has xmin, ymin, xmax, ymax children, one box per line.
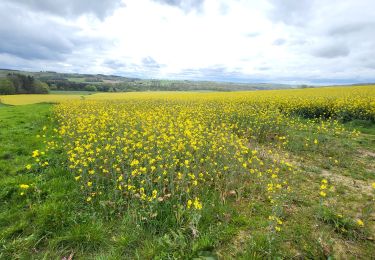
<box><xmin>38</xmin><ymin>76</ymin><xmax>231</xmax><ymax>92</ymax></box>
<box><xmin>44</xmin><ymin>78</ymin><xmax>88</xmax><ymax>91</ymax></box>
<box><xmin>1</xmin><ymin>71</ymin><xmax>296</xmax><ymax>95</ymax></box>
<box><xmin>0</xmin><ymin>73</ymin><xmax>49</xmax><ymax>94</ymax></box>
<box><xmin>44</xmin><ymin>79</ymin><xmax>114</xmax><ymax>92</ymax></box>
<box><xmin>111</xmin><ymin>81</ymin><xmax>232</xmax><ymax>92</ymax></box>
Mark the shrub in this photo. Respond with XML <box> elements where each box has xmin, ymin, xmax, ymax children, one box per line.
<box><xmin>33</xmin><ymin>80</ymin><xmax>50</xmax><ymax>94</ymax></box>
<box><xmin>85</xmin><ymin>85</ymin><xmax>97</xmax><ymax>92</ymax></box>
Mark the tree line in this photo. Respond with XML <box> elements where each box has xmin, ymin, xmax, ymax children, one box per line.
<box><xmin>1</xmin><ymin>73</ymin><xmax>286</xmax><ymax>95</ymax></box>
<box><xmin>0</xmin><ymin>73</ymin><xmax>49</xmax><ymax>94</ymax></box>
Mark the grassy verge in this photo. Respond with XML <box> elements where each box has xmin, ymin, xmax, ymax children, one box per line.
<box><xmin>0</xmin><ymin>104</ymin><xmax>374</xmax><ymax>259</ymax></box>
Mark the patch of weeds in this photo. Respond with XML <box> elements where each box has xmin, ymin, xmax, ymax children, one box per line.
<box><xmin>317</xmin><ymin>207</ymin><xmax>367</xmax><ymax>240</ymax></box>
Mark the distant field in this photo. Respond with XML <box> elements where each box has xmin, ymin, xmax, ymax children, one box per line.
<box><xmin>65</xmin><ymin>77</ymin><xmax>87</xmax><ymax>83</ymax></box>
<box><xmin>1</xmin><ymin>86</ymin><xmax>374</xmax><ymax>259</ymax></box>
<box><xmin>0</xmin><ymin>94</ymin><xmax>84</xmax><ymax>105</ymax></box>
<box><xmin>49</xmin><ymin>90</ymin><xmax>95</xmax><ymax>95</ymax></box>
<box><xmin>1</xmin><ymin>85</ymin><xmax>375</xmax><ymax>106</ymax></box>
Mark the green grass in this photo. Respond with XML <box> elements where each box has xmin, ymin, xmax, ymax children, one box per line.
<box><xmin>0</xmin><ymin>104</ymin><xmax>374</xmax><ymax>259</ymax></box>
<box><xmin>0</xmin><ymin>104</ymin><xmax>51</xmax><ymax>175</ymax></box>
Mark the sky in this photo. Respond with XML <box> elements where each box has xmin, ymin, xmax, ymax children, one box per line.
<box><xmin>1</xmin><ymin>0</ymin><xmax>375</xmax><ymax>84</ymax></box>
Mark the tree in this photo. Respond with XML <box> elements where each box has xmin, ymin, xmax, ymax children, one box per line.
<box><xmin>49</xmin><ymin>84</ymin><xmax>58</xmax><ymax>90</ymax></box>
<box><xmin>0</xmin><ymin>78</ymin><xmax>16</xmax><ymax>94</ymax></box>
<box><xmin>33</xmin><ymin>80</ymin><xmax>49</xmax><ymax>94</ymax></box>
<box><xmin>2</xmin><ymin>74</ymin><xmax>49</xmax><ymax>94</ymax></box>
<box><xmin>7</xmin><ymin>73</ymin><xmax>34</xmax><ymax>93</ymax></box>
<box><xmin>7</xmin><ymin>73</ymin><xmax>23</xmax><ymax>93</ymax></box>
<box><xmin>85</xmin><ymin>85</ymin><xmax>97</xmax><ymax>92</ymax></box>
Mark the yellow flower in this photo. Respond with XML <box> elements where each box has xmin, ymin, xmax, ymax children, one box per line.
<box><xmin>372</xmin><ymin>182</ymin><xmax>375</xmax><ymax>189</ymax></box>
<box><xmin>187</xmin><ymin>199</ymin><xmax>192</xmax><ymax>209</ymax></box>
<box><xmin>25</xmin><ymin>164</ymin><xmax>32</xmax><ymax>170</ymax></box>
<box><xmin>130</xmin><ymin>159</ymin><xmax>139</xmax><ymax>166</ymax></box>
<box><xmin>75</xmin><ymin>176</ymin><xmax>81</xmax><ymax>181</ymax></box>
<box><xmin>314</xmin><ymin>139</ymin><xmax>318</xmax><ymax>144</ymax></box>
<box><xmin>275</xmin><ymin>226</ymin><xmax>281</xmax><ymax>232</ymax></box>
<box><xmin>356</xmin><ymin>219</ymin><xmax>364</xmax><ymax>227</ymax></box>
<box><xmin>152</xmin><ymin>190</ymin><xmax>157</xmax><ymax>199</ymax></box>
<box><xmin>86</xmin><ymin>197</ymin><xmax>92</xmax><ymax>202</ymax></box>
<box><xmin>87</xmin><ymin>181</ymin><xmax>92</xmax><ymax>187</ymax></box>
<box><xmin>32</xmin><ymin>150</ymin><xmax>39</xmax><ymax>158</ymax></box>
<box><xmin>19</xmin><ymin>184</ymin><xmax>30</xmax><ymax>189</ymax></box>
<box><xmin>319</xmin><ymin>191</ymin><xmax>326</xmax><ymax>197</ymax></box>
<box><xmin>193</xmin><ymin>197</ymin><xmax>202</xmax><ymax>210</ymax></box>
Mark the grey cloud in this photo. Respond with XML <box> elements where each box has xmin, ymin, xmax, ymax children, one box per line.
<box><xmin>285</xmin><ymin>1</ymin><xmax>375</xmax><ymax>66</ymax></box>
<box><xmin>4</xmin><ymin>0</ymin><xmax>123</xmax><ymax>20</ymax></box>
<box><xmin>289</xmin><ymin>39</ymin><xmax>308</xmax><ymax>46</ymax></box>
<box><xmin>0</xmin><ymin>8</ymin><xmax>73</xmax><ymax>60</ymax></box>
<box><xmin>330</xmin><ymin>23</ymin><xmax>366</xmax><ymax>36</ymax></box>
<box><xmin>103</xmin><ymin>60</ymin><xmax>127</xmax><ymax>69</ymax></box>
<box><xmin>328</xmin><ymin>22</ymin><xmax>375</xmax><ymax>37</ymax></box>
<box><xmin>176</xmin><ymin>67</ymin><xmax>289</xmax><ymax>83</ymax></box>
<box><xmin>256</xmin><ymin>66</ymin><xmax>271</xmax><ymax>71</ymax></box>
<box><xmin>172</xmin><ymin>66</ymin><xmax>224</xmax><ymax>78</ymax></box>
<box><xmin>245</xmin><ymin>32</ymin><xmax>261</xmax><ymax>38</ymax></box>
<box><xmin>142</xmin><ymin>57</ymin><xmax>162</xmax><ymax>69</ymax></box>
<box><xmin>103</xmin><ymin>57</ymin><xmax>164</xmax><ymax>76</ymax></box>
<box><xmin>198</xmin><ymin>66</ymin><xmax>228</xmax><ymax>75</ymax></box>
<box><xmin>1</xmin><ymin>0</ymin><xmax>375</xmax><ymax>85</ymax></box>
<box><xmin>152</xmin><ymin>0</ymin><xmax>204</xmax><ymax>12</ymax></box>
<box><xmin>268</xmin><ymin>0</ymin><xmax>313</xmax><ymax>26</ymax></box>
<box><xmin>0</xmin><ymin>3</ymin><xmax>108</xmax><ymax>61</ymax></box>
<box><xmin>175</xmin><ymin>66</ymin><xmax>249</xmax><ymax>81</ymax></box>
<box><xmin>273</xmin><ymin>38</ymin><xmax>286</xmax><ymax>46</ymax></box>
<box><xmin>365</xmin><ymin>62</ymin><xmax>375</xmax><ymax>69</ymax></box>
<box><xmin>312</xmin><ymin>45</ymin><xmax>350</xmax><ymax>58</ymax></box>
<box><xmin>358</xmin><ymin>54</ymin><xmax>375</xmax><ymax>69</ymax></box>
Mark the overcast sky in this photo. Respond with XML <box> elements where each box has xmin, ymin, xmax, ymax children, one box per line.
<box><xmin>1</xmin><ymin>0</ymin><xmax>375</xmax><ymax>84</ymax></box>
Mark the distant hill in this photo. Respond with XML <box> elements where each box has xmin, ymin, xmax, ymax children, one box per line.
<box><xmin>0</xmin><ymin>68</ymin><xmax>301</xmax><ymax>92</ymax></box>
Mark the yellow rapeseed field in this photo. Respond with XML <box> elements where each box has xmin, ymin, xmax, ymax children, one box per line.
<box><xmin>2</xmin><ymin>86</ymin><xmax>374</xmax><ymax>120</ymax></box>
<box><xmin>25</xmin><ymin>85</ymin><xmax>374</xmax><ymax>232</ymax></box>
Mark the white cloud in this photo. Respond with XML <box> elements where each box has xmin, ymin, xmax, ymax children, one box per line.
<box><xmin>1</xmin><ymin>0</ymin><xmax>375</xmax><ymax>84</ymax></box>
